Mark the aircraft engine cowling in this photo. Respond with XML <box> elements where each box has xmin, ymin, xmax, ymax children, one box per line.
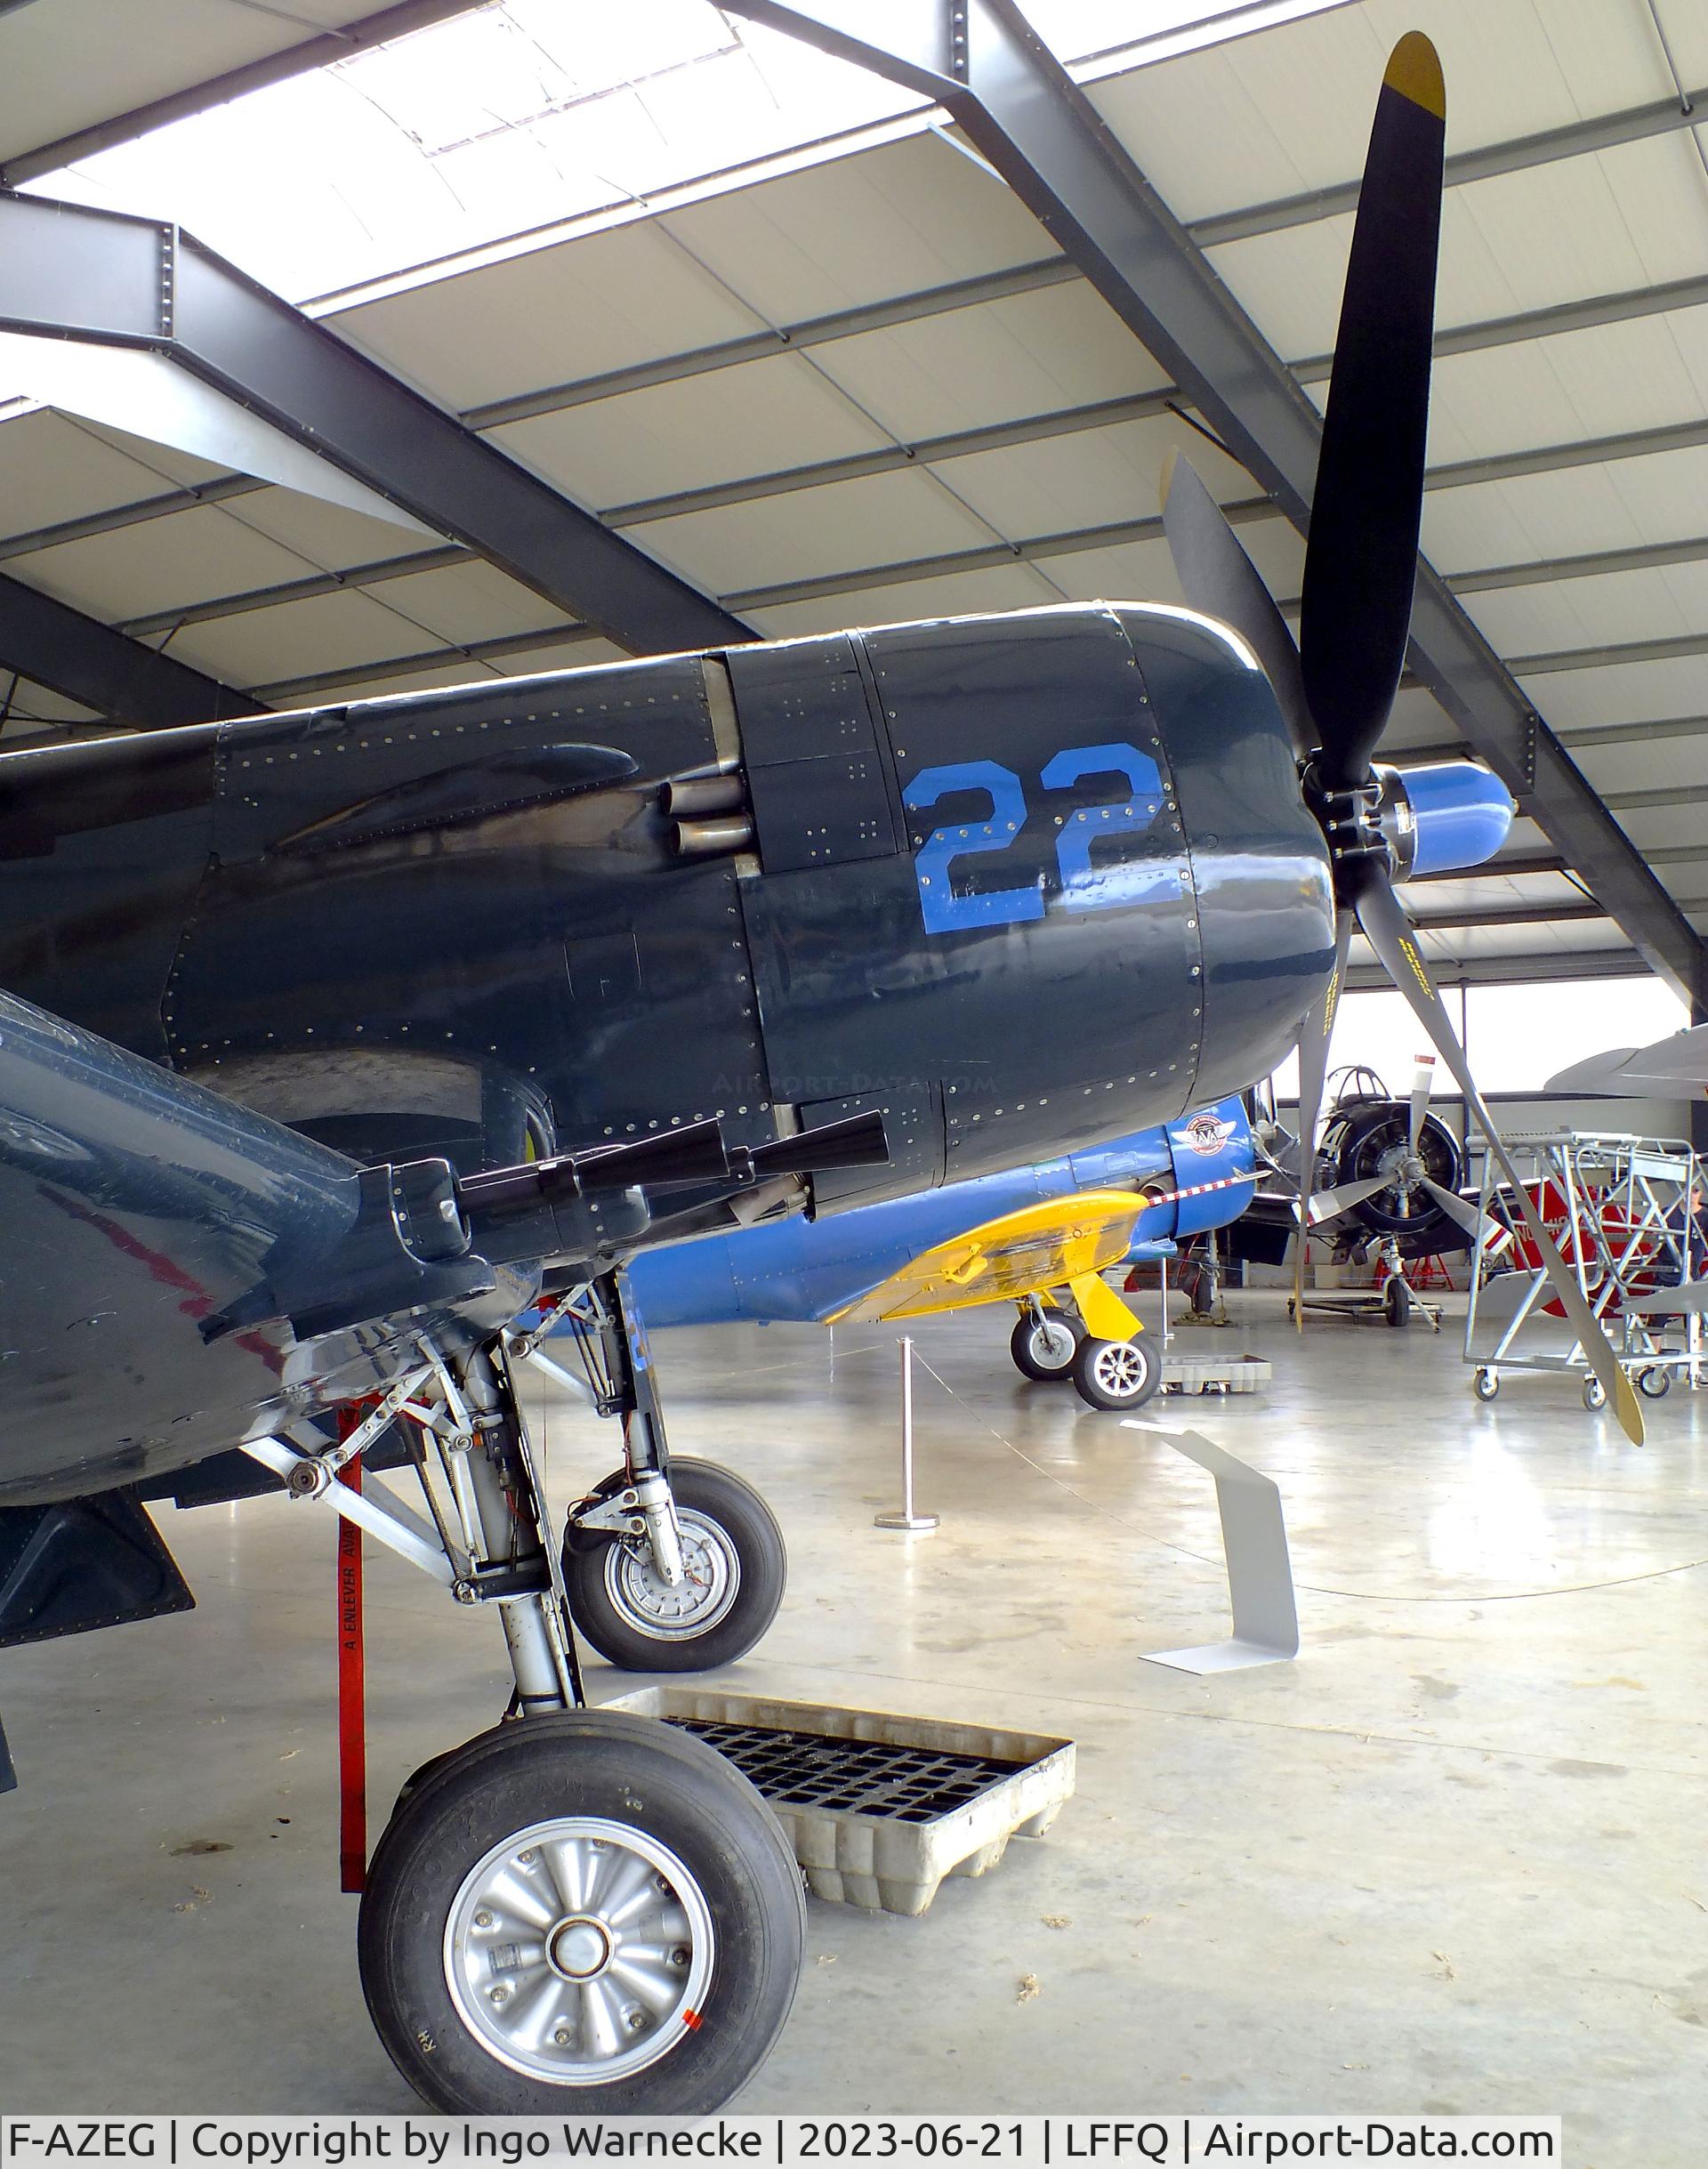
<box><xmin>0</xmin><ymin>602</ymin><xmax>1333</xmax><ymax>1254</ymax></box>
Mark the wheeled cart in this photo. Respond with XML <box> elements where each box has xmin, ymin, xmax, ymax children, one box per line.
<box><xmin>1464</xmin><ymin>1131</ymin><xmax>1704</xmax><ymax>1416</ymax></box>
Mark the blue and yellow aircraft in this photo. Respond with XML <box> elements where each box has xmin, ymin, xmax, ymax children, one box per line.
<box><xmin>622</xmin><ymin>1096</ymin><xmax>1256</xmax><ymax>1410</ymax></box>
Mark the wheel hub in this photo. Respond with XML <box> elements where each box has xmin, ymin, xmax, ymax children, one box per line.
<box><xmin>1094</xmin><ymin>1343</ymin><xmax>1143</xmax><ymax>1392</ymax></box>
<box><xmin>606</xmin><ymin>1508</ymin><xmax>738</xmax><ymax>1640</ymax></box>
<box><xmin>446</xmin><ymin>1815</ymin><xmax>714</xmax><ymax>2085</ymax></box>
<box><xmin>549</xmin><ymin>1917</ymin><xmax>612</xmax><ymax>1980</ymax></box>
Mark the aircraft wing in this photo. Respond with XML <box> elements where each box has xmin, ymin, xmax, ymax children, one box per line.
<box><xmin>826</xmin><ymin>1189</ymin><xmax>1143</xmax><ymax>1340</ymax></box>
<box><xmin>1545</xmin><ymin>1024</ymin><xmax>1708</xmax><ymax>1096</ymax></box>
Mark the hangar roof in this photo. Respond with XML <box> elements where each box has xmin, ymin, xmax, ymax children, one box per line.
<box><xmin>1</xmin><ymin>0</ymin><xmax>1704</xmax><ymax>1000</ymax></box>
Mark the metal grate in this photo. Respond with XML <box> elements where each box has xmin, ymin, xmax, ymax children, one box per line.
<box><xmin>671</xmin><ymin>1718</ymin><xmax>1027</xmax><ymax>1824</ymax></box>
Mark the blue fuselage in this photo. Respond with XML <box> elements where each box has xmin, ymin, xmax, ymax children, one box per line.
<box><xmin>624</xmin><ymin>1097</ymin><xmax>1255</xmax><ymax>1327</ymax></box>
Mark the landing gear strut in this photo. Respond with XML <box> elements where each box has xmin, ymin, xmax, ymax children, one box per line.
<box><xmin>515</xmin><ymin>1271</ymin><xmax>787</xmax><ymax>1673</ymax></box>
<box><xmin>240</xmin><ymin>1323</ymin><xmax>803</xmax><ymax>2113</ymax></box>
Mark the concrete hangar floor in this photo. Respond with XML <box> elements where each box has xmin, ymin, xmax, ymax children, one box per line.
<box><xmin>1</xmin><ymin>1294</ymin><xmax>1703</xmax><ymax>2157</ymax></box>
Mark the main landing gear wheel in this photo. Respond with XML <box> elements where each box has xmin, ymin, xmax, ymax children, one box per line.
<box><xmin>359</xmin><ymin>1711</ymin><xmax>805</xmax><ymax>2114</ymax></box>
<box><xmin>1383</xmin><ymin>1278</ymin><xmax>1412</xmax><ymax>1329</ymax></box>
<box><xmin>564</xmin><ymin>1458</ymin><xmax>786</xmax><ymax>1673</ymax></box>
<box><xmin>1071</xmin><ymin>1334</ymin><xmax>1161</xmax><ymax>1412</ymax></box>
<box><xmin>1010</xmin><ymin>1312</ymin><xmax>1080</xmax><ymax>1383</ymax></box>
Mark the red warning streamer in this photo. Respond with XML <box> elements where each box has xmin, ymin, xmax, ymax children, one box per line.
<box><xmin>335</xmin><ymin>1438</ymin><xmax>367</xmax><ymax>1896</ymax></box>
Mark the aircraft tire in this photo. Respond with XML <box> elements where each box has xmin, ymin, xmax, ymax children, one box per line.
<box><xmin>1010</xmin><ymin>1311</ymin><xmax>1081</xmax><ymax>1382</ymax></box>
<box><xmin>1070</xmin><ymin>1334</ymin><xmax>1161</xmax><ymax>1412</ymax></box>
<box><xmin>563</xmin><ymin>1457</ymin><xmax>786</xmax><ymax>1673</ymax></box>
<box><xmin>1383</xmin><ymin>1278</ymin><xmax>1411</xmax><ymax>1329</ymax></box>
<box><xmin>359</xmin><ymin>1710</ymin><xmax>804</xmax><ymax>2113</ymax></box>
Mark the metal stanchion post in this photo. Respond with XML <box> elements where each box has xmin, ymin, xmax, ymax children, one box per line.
<box><xmin>874</xmin><ymin>1334</ymin><xmax>939</xmax><ymax>1532</ymax></box>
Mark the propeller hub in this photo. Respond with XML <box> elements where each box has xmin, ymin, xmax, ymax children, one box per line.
<box><xmin>1301</xmin><ymin>763</ymin><xmax>1390</xmax><ymax>902</ymax></box>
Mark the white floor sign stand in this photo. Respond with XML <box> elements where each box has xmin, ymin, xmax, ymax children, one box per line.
<box><xmin>1123</xmin><ymin>1419</ymin><xmax>1299</xmax><ymax>1672</ymax></box>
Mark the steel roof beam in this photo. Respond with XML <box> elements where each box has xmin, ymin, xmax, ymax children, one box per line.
<box><xmin>1512</xmin><ymin>630</ymin><xmax>1708</xmax><ymax>676</ymax></box>
<box><xmin>0</xmin><ymin>570</ymin><xmax>249</xmax><ymax>727</ymax></box>
<box><xmin>719</xmin><ymin>0</ymin><xmax>1705</xmax><ymax>1005</ymax></box>
<box><xmin>0</xmin><ymin>3</ymin><xmax>492</xmax><ymax>188</ymax></box>
<box><xmin>1405</xmin><ymin>900</ymin><xmax>1607</xmax><ymax>932</ymax></box>
<box><xmin>1407</xmin><ymin>851</ymin><xmax>1567</xmax><ymax>883</ymax></box>
<box><xmin>0</xmin><ymin>190</ymin><xmax>749</xmax><ymax>666</ymax></box>
<box><xmin>1345</xmin><ymin>947</ymin><xmax>1644</xmax><ymax>990</ymax></box>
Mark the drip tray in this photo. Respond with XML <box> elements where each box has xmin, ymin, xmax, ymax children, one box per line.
<box><xmin>599</xmin><ymin>1688</ymin><xmax>1075</xmax><ymax>1915</ymax></box>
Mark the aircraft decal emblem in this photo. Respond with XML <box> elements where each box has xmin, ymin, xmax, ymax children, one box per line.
<box><xmin>1179</xmin><ymin>1112</ymin><xmax>1237</xmax><ymax>1156</ymax></box>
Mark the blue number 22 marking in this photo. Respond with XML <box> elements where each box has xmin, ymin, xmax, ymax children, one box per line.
<box><xmin>1041</xmin><ymin>742</ymin><xmax>1183</xmax><ymax>915</ymax></box>
<box><xmin>905</xmin><ymin>759</ymin><xmax>1043</xmax><ymax>935</ymax></box>
<box><xmin>906</xmin><ymin>743</ymin><xmax>1181</xmax><ymax>934</ymax></box>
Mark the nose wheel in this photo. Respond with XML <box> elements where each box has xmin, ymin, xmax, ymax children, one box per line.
<box><xmin>359</xmin><ymin>1711</ymin><xmax>804</xmax><ymax>2112</ymax></box>
<box><xmin>563</xmin><ymin>1457</ymin><xmax>786</xmax><ymax>1673</ymax></box>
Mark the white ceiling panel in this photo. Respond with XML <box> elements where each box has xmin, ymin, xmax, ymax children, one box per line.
<box><xmin>217</xmin><ymin>484</ymin><xmax>446</xmax><ymax>573</ymax></box>
<box><xmin>1412</xmin><ymin>915</ymin><xmax>1631</xmax><ymax>963</ymax></box>
<box><xmin>1221</xmin><ymin>128</ymin><xmax>1708</xmax><ymax>367</ymax></box>
<box><xmin>329</xmin><ymin>223</ymin><xmax>769</xmax><ymax>413</ymax></box>
<box><xmin>0</xmin><ymin>411</ymin><xmax>181</xmax><ymax>543</ymax></box>
<box><xmin>489</xmin><ymin>352</ymin><xmax>888</xmax><ymax>511</ymax></box>
<box><xmin>812</xmin><ymin>282</ymin><xmax>1170</xmax><ymax>443</ymax></box>
<box><xmin>1647</xmin><ymin>0</ymin><xmax>1708</xmax><ymax>78</ymax></box>
<box><xmin>747</xmin><ymin>562</ymin><xmax>1064</xmax><ymax>642</ymax></box>
<box><xmin>1424</xmin><ymin>310</ymin><xmax>1708</xmax><ymax>467</ymax></box>
<box><xmin>5</xmin><ymin>504</ymin><xmax>317</xmax><ymax>621</ymax></box>
<box><xmin>487</xmin><ymin>637</ymin><xmax>629</xmax><ymax>678</ymax></box>
<box><xmin>1423</xmin><ymin>446</ymin><xmax>1708</xmax><ymax>575</ymax></box>
<box><xmin>1381</xmin><ymin>686</ymin><xmax>1462</xmax><ymax>753</ymax></box>
<box><xmin>285</xmin><ymin>656</ymin><xmax>512</xmax><ymax>711</ymax></box>
<box><xmin>1028</xmin><ymin>534</ymin><xmax>1181</xmax><ymax>607</ymax></box>
<box><xmin>1092</xmin><ymin>0</ymin><xmax>1667</xmax><ymax>224</ymax></box>
<box><xmin>0</xmin><ymin>675</ymin><xmax>102</xmax><ymax>734</ymax></box>
<box><xmin>629</xmin><ymin>469</ymin><xmax>1002</xmax><ymax>595</ymax></box>
<box><xmin>1567</xmin><ymin>728</ymin><xmax>1708</xmax><ymax>794</ymax></box>
<box><xmin>1463</xmin><ymin>559</ymin><xmax>1708</xmax><ymax>657</ymax></box>
<box><xmin>363</xmin><ymin>563</ymin><xmax>570</xmax><ymax>649</ymax></box>
<box><xmin>1410</xmin><ymin>870</ymin><xmax>1586</xmax><ymax>914</ymax></box>
<box><xmin>1519</xmin><ymin>653</ymin><xmax>1708</xmax><ymax>728</ymax></box>
<box><xmin>72</xmin><ymin>417</ymin><xmax>237</xmax><ymax>490</ymax></box>
<box><xmin>172</xmin><ymin>590</ymin><xmax>444</xmax><ymax>687</ymax></box>
<box><xmin>933</xmin><ymin>413</ymin><xmax>1256</xmax><ymax>539</ymax></box>
<box><xmin>0</xmin><ymin>0</ymin><xmax>396</xmax><ymax>165</ymax></box>
<box><xmin>661</xmin><ymin>133</ymin><xmax>1056</xmax><ymax>325</ymax></box>
<box><xmin>1609</xmin><ymin>799</ymin><xmax>1708</xmax><ymax>849</ymax></box>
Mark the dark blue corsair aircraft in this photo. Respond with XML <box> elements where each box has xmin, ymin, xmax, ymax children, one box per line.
<box><xmin>0</xmin><ymin>33</ymin><xmax>1638</xmax><ymax>2115</ymax></box>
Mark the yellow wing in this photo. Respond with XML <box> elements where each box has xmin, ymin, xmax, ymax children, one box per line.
<box><xmin>827</xmin><ymin>1189</ymin><xmax>1145</xmax><ymax>1341</ymax></box>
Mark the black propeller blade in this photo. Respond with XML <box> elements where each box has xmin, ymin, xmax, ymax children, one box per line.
<box><xmin>1299</xmin><ymin>31</ymin><xmax>1446</xmax><ymax>789</ymax></box>
<box><xmin>1159</xmin><ymin>31</ymin><xmax>1641</xmax><ymax>1437</ymax></box>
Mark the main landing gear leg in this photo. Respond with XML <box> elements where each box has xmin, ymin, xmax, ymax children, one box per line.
<box><xmin>241</xmin><ymin>1332</ymin><xmax>804</xmax><ymax>2114</ymax></box>
<box><xmin>520</xmin><ymin>1272</ymin><xmax>788</xmax><ymax>1673</ymax></box>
